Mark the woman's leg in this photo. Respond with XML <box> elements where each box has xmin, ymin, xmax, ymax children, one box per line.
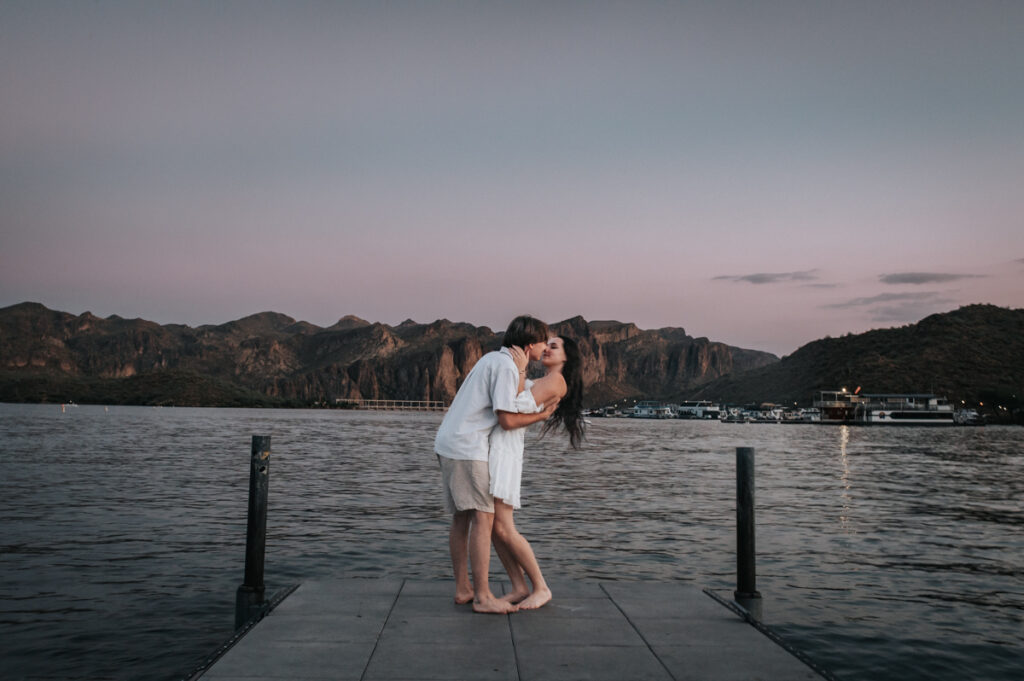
<box><xmin>491</xmin><ymin>503</ymin><xmax>530</xmax><ymax>603</ymax></box>
<box><xmin>492</xmin><ymin>499</ymin><xmax>552</xmax><ymax>609</ymax></box>
<box><xmin>469</xmin><ymin>510</ymin><xmax>516</xmax><ymax>614</ymax></box>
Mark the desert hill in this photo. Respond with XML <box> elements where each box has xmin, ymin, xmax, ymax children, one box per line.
<box><xmin>0</xmin><ymin>303</ymin><xmax>776</xmax><ymax>407</ymax></box>
<box><xmin>681</xmin><ymin>304</ymin><xmax>1024</xmax><ymax>411</ymax></box>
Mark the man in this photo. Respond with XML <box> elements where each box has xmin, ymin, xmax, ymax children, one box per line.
<box><xmin>434</xmin><ymin>315</ymin><xmax>556</xmax><ymax>614</ymax></box>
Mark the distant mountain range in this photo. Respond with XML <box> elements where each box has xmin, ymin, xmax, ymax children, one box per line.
<box><xmin>0</xmin><ymin>302</ymin><xmax>776</xmax><ymax>407</ymax></box>
<box><xmin>2</xmin><ymin>302</ymin><xmax>1020</xmax><ymax>417</ymax></box>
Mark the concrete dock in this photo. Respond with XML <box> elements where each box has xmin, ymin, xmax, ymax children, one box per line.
<box><xmin>194</xmin><ymin>578</ymin><xmax>823</xmax><ymax>680</ymax></box>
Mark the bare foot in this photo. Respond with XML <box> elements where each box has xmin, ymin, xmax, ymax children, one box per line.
<box><xmin>516</xmin><ymin>587</ymin><xmax>552</xmax><ymax>610</ymax></box>
<box><xmin>473</xmin><ymin>595</ymin><xmax>518</xmax><ymax>614</ymax></box>
<box><xmin>499</xmin><ymin>587</ymin><xmax>530</xmax><ymax>604</ymax></box>
<box><xmin>454</xmin><ymin>588</ymin><xmax>473</xmax><ymax>605</ymax></box>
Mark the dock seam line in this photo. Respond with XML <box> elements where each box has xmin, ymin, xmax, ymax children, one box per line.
<box><xmin>505</xmin><ymin>584</ymin><xmax>523</xmax><ymax>681</ymax></box>
<box><xmin>599</xmin><ymin>582</ymin><xmax>678</xmax><ymax>681</ymax></box>
<box><xmin>358</xmin><ymin>577</ymin><xmax>406</xmax><ymax>681</ymax></box>
<box><xmin>701</xmin><ymin>588</ymin><xmax>838</xmax><ymax>681</ymax></box>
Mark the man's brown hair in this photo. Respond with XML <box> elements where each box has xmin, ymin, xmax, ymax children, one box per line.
<box><xmin>502</xmin><ymin>315</ymin><xmax>549</xmax><ymax>349</ymax></box>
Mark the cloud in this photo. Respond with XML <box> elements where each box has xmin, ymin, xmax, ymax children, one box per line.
<box><xmin>879</xmin><ymin>272</ymin><xmax>984</xmax><ymax>285</ymax></box>
<box><xmin>825</xmin><ymin>292</ymin><xmax>942</xmax><ymax>309</ymax></box>
<box><xmin>823</xmin><ymin>291</ymin><xmax>957</xmax><ymax>323</ymax></box>
<box><xmin>713</xmin><ymin>270</ymin><xmax>818</xmax><ymax>285</ymax></box>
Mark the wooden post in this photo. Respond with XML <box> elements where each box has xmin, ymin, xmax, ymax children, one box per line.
<box><xmin>735</xmin><ymin>447</ymin><xmax>762</xmax><ymax>611</ymax></box>
<box><xmin>235</xmin><ymin>435</ymin><xmax>271</xmax><ymax>629</ymax></box>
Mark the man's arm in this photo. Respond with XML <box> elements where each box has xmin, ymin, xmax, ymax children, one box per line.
<box><xmin>496</xmin><ymin>400</ymin><xmax>558</xmax><ymax>430</ymax></box>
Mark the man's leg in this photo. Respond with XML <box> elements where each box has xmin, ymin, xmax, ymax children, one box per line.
<box><xmin>449</xmin><ymin>511</ymin><xmax>473</xmax><ymax>604</ymax></box>
<box><xmin>470</xmin><ymin>509</ymin><xmax>516</xmax><ymax>614</ymax></box>
<box><xmin>492</xmin><ymin>500</ymin><xmax>552</xmax><ymax>609</ymax></box>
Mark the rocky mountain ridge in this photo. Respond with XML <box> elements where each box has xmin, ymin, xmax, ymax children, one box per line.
<box><xmin>0</xmin><ymin>302</ymin><xmax>778</xmax><ymax>407</ymax></box>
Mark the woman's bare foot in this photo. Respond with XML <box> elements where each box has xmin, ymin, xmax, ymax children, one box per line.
<box><xmin>499</xmin><ymin>587</ymin><xmax>530</xmax><ymax>604</ymax></box>
<box><xmin>454</xmin><ymin>587</ymin><xmax>474</xmax><ymax>605</ymax></box>
<box><xmin>516</xmin><ymin>587</ymin><xmax>552</xmax><ymax>610</ymax></box>
<box><xmin>473</xmin><ymin>595</ymin><xmax>518</xmax><ymax>614</ymax></box>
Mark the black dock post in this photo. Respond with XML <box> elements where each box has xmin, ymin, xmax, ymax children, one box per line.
<box><xmin>735</xmin><ymin>446</ymin><xmax>763</xmax><ymax>618</ymax></box>
<box><xmin>235</xmin><ymin>435</ymin><xmax>271</xmax><ymax>629</ymax></box>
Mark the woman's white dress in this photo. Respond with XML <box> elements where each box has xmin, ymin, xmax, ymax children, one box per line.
<box><xmin>488</xmin><ymin>381</ymin><xmax>539</xmax><ymax>509</ymax></box>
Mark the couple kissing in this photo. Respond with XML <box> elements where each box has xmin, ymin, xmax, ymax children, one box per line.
<box><xmin>433</xmin><ymin>315</ymin><xmax>585</xmax><ymax>614</ymax></box>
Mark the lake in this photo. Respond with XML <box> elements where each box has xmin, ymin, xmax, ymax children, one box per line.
<box><xmin>0</xmin><ymin>404</ymin><xmax>1020</xmax><ymax>680</ymax></box>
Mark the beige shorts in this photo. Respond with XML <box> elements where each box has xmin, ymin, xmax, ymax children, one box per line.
<box><xmin>437</xmin><ymin>455</ymin><xmax>494</xmax><ymax>514</ymax></box>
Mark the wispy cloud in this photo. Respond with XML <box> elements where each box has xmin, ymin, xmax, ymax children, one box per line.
<box><xmin>879</xmin><ymin>272</ymin><xmax>984</xmax><ymax>285</ymax></box>
<box><xmin>713</xmin><ymin>270</ymin><xmax>818</xmax><ymax>285</ymax></box>
<box><xmin>823</xmin><ymin>291</ymin><xmax>956</xmax><ymax>323</ymax></box>
<box><xmin>825</xmin><ymin>292</ymin><xmax>944</xmax><ymax>309</ymax></box>
<box><xmin>801</xmin><ymin>283</ymin><xmax>840</xmax><ymax>289</ymax></box>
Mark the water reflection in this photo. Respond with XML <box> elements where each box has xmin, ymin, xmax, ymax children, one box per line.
<box><xmin>839</xmin><ymin>425</ymin><xmax>852</xmax><ymax>533</ymax></box>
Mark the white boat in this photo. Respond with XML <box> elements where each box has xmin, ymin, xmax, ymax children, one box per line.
<box><xmin>631</xmin><ymin>401</ymin><xmax>674</xmax><ymax>419</ymax></box>
<box><xmin>797</xmin><ymin>407</ymin><xmax>821</xmax><ymax>422</ymax></box>
<box><xmin>722</xmin><ymin>408</ymin><xmax>748</xmax><ymax>423</ymax></box>
<box><xmin>954</xmin><ymin>409</ymin><xmax>985</xmax><ymax>426</ymax></box>
<box><xmin>675</xmin><ymin>400</ymin><xmax>722</xmax><ymax>420</ymax></box>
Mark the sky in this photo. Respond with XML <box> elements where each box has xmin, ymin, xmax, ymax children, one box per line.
<box><xmin>2</xmin><ymin>1</ymin><xmax>1022</xmax><ymax>357</ymax></box>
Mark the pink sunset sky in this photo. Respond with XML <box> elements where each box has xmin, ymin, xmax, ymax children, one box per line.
<box><xmin>2</xmin><ymin>1</ymin><xmax>1022</xmax><ymax>357</ymax></box>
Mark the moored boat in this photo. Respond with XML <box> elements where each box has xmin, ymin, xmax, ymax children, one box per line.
<box><xmin>814</xmin><ymin>390</ymin><xmax>955</xmax><ymax>426</ymax></box>
<box><xmin>954</xmin><ymin>408</ymin><xmax>985</xmax><ymax>426</ymax></box>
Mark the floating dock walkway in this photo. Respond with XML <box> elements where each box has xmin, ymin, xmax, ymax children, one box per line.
<box><xmin>192</xmin><ymin>577</ymin><xmax>823</xmax><ymax>681</ymax></box>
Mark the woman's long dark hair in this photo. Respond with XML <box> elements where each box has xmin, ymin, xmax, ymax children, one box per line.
<box><xmin>541</xmin><ymin>336</ymin><xmax>585</xmax><ymax>449</ymax></box>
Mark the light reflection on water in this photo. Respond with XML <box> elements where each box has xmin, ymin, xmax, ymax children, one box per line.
<box><xmin>838</xmin><ymin>425</ymin><xmax>852</xmax><ymax>532</ymax></box>
<box><xmin>0</xmin><ymin>404</ymin><xmax>1021</xmax><ymax>680</ymax></box>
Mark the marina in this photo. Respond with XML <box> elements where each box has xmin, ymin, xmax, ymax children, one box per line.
<box><xmin>612</xmin><ymin>390</ymin><xmax>984</xmax><ymax>425</ymax></box>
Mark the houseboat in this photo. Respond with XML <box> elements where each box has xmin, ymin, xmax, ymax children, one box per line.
<box><xmin>631</xmin><ymin>401</ymin><xmax>674</xmax><ymax>419</ymax></box>
<box><xmin>675</xmin><ymin>400</ymin><xmax>722</xmax><ymax>419</ymax></box>
<box><xmin>813</xmin><ymin>390</ymin><xmax>954</xmax><ymax>426</ymax></box>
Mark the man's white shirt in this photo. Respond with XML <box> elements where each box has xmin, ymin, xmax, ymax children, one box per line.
<box><xmin>434</xmin><ymin>348</ymin><xmax>520</xmax><ymax>461</ymax></box>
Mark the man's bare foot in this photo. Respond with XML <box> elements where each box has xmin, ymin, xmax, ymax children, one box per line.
<box><xmin>516</xmin><ymin>587</ymin><xmax>552</xmax><ymax>610</ymax></box>
<box><xmin>454</xmin><ymin>587</ymin><xmax>473</xmax><ymax>605</ymax></box>
<box><xmin>473</xmin><ymin>595</ymin><xmax>518</xmax><ymax>614</ymax></box>
<box><xmin>499</xmin><ymin>587</ymin><xmax>530</xmax><ymax>604</ymax></box>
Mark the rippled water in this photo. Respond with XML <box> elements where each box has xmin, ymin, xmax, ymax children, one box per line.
<box><xmin>1</xmin><ymin>404</ymin><xmax>1021</xmax><ymax>680</ymax></box>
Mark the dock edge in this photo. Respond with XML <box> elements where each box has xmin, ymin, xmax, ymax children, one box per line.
<box><xmin>179</xmin><ymin>583</ymin><xmax>301</xmax><ymax>681</ymax></box>
<box><xmin>703</xmin><ymin>588</ymin><xmax>839</xmax><ymax>681</ymax></box>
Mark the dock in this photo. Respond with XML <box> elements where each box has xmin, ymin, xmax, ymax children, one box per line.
<box><xmin>335</xmin><ymin>399</ymin><xmax>447</xmax><ymax>411</ymax></box>
<box><xmin>192</xmin><ymin>577</ymin><xmax>823</xmax><ymax>681</ymax></box>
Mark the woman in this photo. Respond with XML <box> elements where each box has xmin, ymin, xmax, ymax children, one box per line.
<box><xmin>489</xmin><ymin>336</ymin><xmax>585</xmax><ymax>609</ymax></box>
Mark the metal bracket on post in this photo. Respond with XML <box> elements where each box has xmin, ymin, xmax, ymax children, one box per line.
<box><xmin>735</xmin><ymin>446</ymin><xmax>763</xmax><ymax>619</ymax></box>
<box><xmin>235</xmin><ymin>435</ymin><xmax>271</xmax><ymax>630</ymax></box>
